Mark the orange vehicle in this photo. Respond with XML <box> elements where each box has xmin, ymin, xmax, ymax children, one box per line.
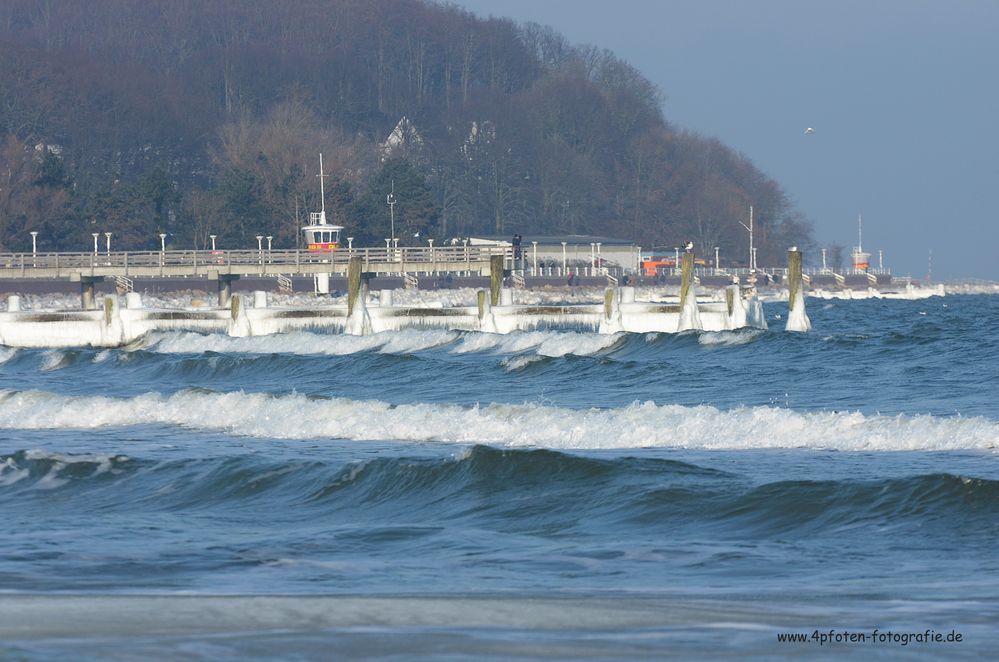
<box><xmin>640</xmin><ymin>254</ymin><xmax>707</xmax><ymax>276</ymax></box>
<box><xmin>640</xmin><ymin>256</ymin><xmax>676</xmax><ymax>276</ymax></box>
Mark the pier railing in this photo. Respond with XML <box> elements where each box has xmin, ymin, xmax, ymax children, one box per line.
<box><xmin>0</xmin><ymin>245</ymin><xmax>515</xmax><ymax>279</ymax></box>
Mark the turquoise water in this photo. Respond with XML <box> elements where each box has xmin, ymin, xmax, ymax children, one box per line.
<box><xmin>1</xmin><ymin>294</ymin><xmax>997</xmax><ymax>659</ymax></box>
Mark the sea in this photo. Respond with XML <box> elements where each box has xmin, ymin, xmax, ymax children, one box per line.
<box><xmin>1</xmin><ymin>291</ymin><xmax>997</xmax><ymax>660</ymax></box>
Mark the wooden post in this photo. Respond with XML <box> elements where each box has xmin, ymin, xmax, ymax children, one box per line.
<box><xmin>604</xmin><ymin>288</ymin><xmax>615</xmax><ymax>321</ymax></box>
<box><xmin>217</xmin><ymin>278</ymin><xmax>231</xmax><ymax>308</ymax></box>
<box><xmin>477</xmin><ymin>290</ymin><xmax>487</xmax><ymax>320</ymax></box>
<box><xmin>230</xmin><ymin>293</ymin><xmax>240</xmax><ymax>320</ymax></box>
<box><xmin>104</xmin><ymin>297</ymin><xmax>114</xmax><ymax>326</ymax></box>
<box><xmin>80</xmin><ymin>278</ymin><xmax>96</xmax><ymax>310</ymax></box>
<box><xmin>490</xmin><ymin>254</ymin><xmax>504</xmax><ymax>306</ymax></box>
<box><xmin>725</xmin><ymin>286</ymin><xmax>735</xmax><ymax>316</ymax></box>
<box><xmin>679</xmin><ymin>252</ymin><xmax>694</xmax><ymax>309</ymax></box>
<box><xmin>788</xmin><ymin>248</ymin><xmax>803</xmax><ymax>308</ymax></box>
<box><xmin>347</xmin><ymin>255</ymin><xmax>363</xmax><ymax>316</ymax></box>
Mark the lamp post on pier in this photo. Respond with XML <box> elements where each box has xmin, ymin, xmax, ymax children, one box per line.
<box><xmin>714</xmin><ymin>246</ymin><xmax>720</xmax><ymax>274</ymax></box>
<box><xmin>159</xmin><ymin>233</ymin><xmax>167</xmax><ymax>266</ymax></box>
<box><xmin>30</xmin><ymin>231</ymin><xmax>38</xmax><ymax>266</ymax></box>
<box><xmin>92</xmin><ymin>233</ymin><xmax>99</xmax><ymax>254</ymax></box>
<box><xmin>531</xmin><ymin>241</ymin><xmax>538</xmax><ymax>276</ymax></box>
<box><xmin>105</xmin><ymin>232</ymin><xmax>112</xmax><ymax>257</ymax></box>
<box><xmin>210</xmin><ymin>235</ymin><xmax>217</xmax><ymax>251</ymax></box>
<box><xmin>561</xmin><ymin>241</ymin><xmax>567</xmax><ymax>275</ymax></box>
<box><xmin>386</xmin><ymin>182</ymin><xmax>396</xmax><ymax>245</ymax></box>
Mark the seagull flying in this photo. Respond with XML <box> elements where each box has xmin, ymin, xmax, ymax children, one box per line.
<box><xmin>413</xmin><ymin>231</ymin><xmax>420</xmax><ymax>238</ymax></box>
<box><xmin>804</xmin><ymin>127</ymin><xmax>815</xmax><ymax>135</ymax></box>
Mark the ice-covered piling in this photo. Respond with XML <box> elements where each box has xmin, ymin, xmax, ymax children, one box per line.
<box><xmin>725</xmin><ymin>282</ymin><xmax>747</xmax><ymax>330</ymax></box>
<box><xmin>228</xmin><ymin>295</ymin><xmax>250</xmax><ymax>337</ymax></box>
<box><xmin>489</xmin><ymin>254</ymin><xmax>504</xmax><ymax>306</ymax></box>
<box><xmin>214</xmin><ymin>274</ymin><xmax>237</xmax><ymax>307</ymax></box>
<box><xmin>477</xmin><ymin>289</ymin><xmax>497</xmax><ymax>333</ymax></box>
<box><xmin>678</xmin><ymin>252</ymin><xmax>702</xmax><ymax>331</ymax></box>
<box><xmin>347</xmin><ymin>256</ymin><xmax>363</xmax><ymax>317</ymax></box>
<box><xmin>76</xmin><ymin>276</ymin><xmax>101</xmax><ymax>310</ymax></box>
<box><xmin>785</xmin><ymin>247</ymin><xmax>811</xmax><ymax>332</ymax></box>
<box><xmin>598</xmin><ymin>287</ymin><xmax>624</xmax><ymax>334</ymax></box>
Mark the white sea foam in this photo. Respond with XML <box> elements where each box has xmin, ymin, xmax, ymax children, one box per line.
<box><xmin>0</xmin><ymin>347</ymin><xmax>16</xmax><ymax>364</ymax></box>
<box><xmin>0</xmin><ymin>389</ymin><xmax>995</xmax><ymax>452</ymax></box>
<box><xmin>141</xmin><ymin>329</ymin><xmax>457</xmax><ymax>356</ymax></box>
<box><xmin>0</xmin><ymin>457</ymin><xmax>29</xmax><ymax>486</ymax></box>
<box><xmin>535</xmin><ymin>332</ymin><xmax>622</xmax><ymax>357</ymax></box>
<box><xmin>139</xmin><ymin>328</ymin><xmax>619</xmax><ymax>358</ymax></box>
<box><xmin>455</xmin><ymin>330</ymin><xmax>619</xmax><ymax>358</ymax></box>
<box><xmin>697</xmin><ymin>330</ymin><xmax>764</xmax><ymax>347</ymax></box>
<box><xmin>0</xmin><ymin>449</ymin><xmax>126</xmax><ymax>490</ymax></box>
<box><xmin>500</xmin><ymin>354</ymin><xmax>545</xmax><ymax>371</ymax></box>
<box><xmin>376</xmin><ymin>329</ymin><xmax>459</xmax><ymax>354</ymax></box>
<box><xmin>39</xmin><ymin>350</ymin><xmax>69</xmax><ymax>371</ymax></box>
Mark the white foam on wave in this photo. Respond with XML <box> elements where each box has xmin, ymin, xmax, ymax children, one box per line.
<box><xmin>0</xmin><ymin>347</ymin><xmax>17</xmax><ymax>364</ymax></box>
<box><xmin>535</xmin><ymin>332</ymin><xmax>622</xmax><ymax>357</ymax></box>
<box><xmin>376</xmin><ymin>329</ymin><xmax>459</xmax><ymax>354</ymax></box>
<box><xmin>0</xmin><ymin>449</ymin><xmax>128</xmax><ymax>490</ymax></box>
<box><xmin>0</xmin><ymin>456</ymin><xmax>29</xmax><ymax>486</ymax></box>
<box><xmin>500</xmin><ymin>354</ymin><xmax>546</xmax><ymax>371</ymax></box>
<box><xmin>39</xmin><ymin>350</ymin><xmax>70</xmax><ymax>371</ymax></box>
<box><xmin>140</xmin><ymin>328</ymin><xmax>617</xmax><ymax>358</ymax></box>
<box><xmin>0</xmin><ymin>389</ymin><xmax>995</xmax><ymax>452</ymax></box>
<box><xmin>451</xmin><ymin>330</ymin><xmax>618</xmax><ymax>358</ymax></box>
<box><xmin>698</xmin><ymin>330</ymin><xmax>764</xmax><ymax>347</ymax></box>
<box><xmin>141</xmin><ymin>329</ymin><xmax>458</xmax><ymax>356</ymax></box>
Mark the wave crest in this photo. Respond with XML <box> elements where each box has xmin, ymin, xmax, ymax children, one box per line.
<box><xmin>0</xmin><ymin>389</ymin><xmax>995</xmax><ymax>451</ymax></box>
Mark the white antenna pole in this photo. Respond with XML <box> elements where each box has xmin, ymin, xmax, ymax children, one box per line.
<box><xmin>739</xmin><ymin>205</ymin><xmax>755</xmax><ymax>270</ymax></box>
<box><xmin>319</xmin><ymin>153</ymin><xmax>326</xmax><ymax>213</ymax></box>
<box><xmin>858</xmin><ymin>213</ymin><xmax>863</xmax><ymax>252</ymax></box>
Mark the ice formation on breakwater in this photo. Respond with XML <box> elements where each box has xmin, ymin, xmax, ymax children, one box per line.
<box><xmin>0</xmin><ymin>286</ymin><xmax>766</xmax><ymax>349</ymax></box>
<box><xmin>0</xmin><ymin>249</ymin><xmax>822</xmax><ymax>348</ymax></box>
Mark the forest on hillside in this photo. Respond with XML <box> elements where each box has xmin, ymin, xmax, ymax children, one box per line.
<box><xmin>0</xmin><ymin>0</ymin><xmax>814</xmax><ymax>265</ymax></box>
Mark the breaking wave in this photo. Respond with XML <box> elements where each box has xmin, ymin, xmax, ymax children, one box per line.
<box><xmin>0</xmin><ymin>388</ymin><xmax>996</xmax><ymax>451</ymax></box>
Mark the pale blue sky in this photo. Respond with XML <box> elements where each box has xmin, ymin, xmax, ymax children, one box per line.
<box><xmin>451</xmin><ymin>0</ymin><xmax>999</xmax><ymax>280</ymax></box>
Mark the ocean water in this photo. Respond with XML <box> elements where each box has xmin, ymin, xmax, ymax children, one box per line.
<box><xmin>1</xmin><ymin>293</ymin><xmax>997</xmax><ymax>660</ymax></box>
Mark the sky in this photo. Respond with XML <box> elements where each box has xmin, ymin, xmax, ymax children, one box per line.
<box><xmin>451</xmin><ymin>0</ymin><xmax>999</xmax><ymax>280</ymax></box>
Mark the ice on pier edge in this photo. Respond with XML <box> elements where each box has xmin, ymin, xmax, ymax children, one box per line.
<box><xmin>0</xmin><ymin>283</ymin><xmax>769</xmax><ymax>348</ymax></box>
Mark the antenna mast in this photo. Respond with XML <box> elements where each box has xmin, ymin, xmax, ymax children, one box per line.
<box><xmin>739</xmin><ymin>205</ymin><xmax>755</xmax><ymax>270</ymax></box>
<box><xmin>317</xmin><ymin>153</ymin><xmax>327</xmax><ymax>225</ymax></box>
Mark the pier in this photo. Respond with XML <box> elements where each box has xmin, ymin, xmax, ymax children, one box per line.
<box><xmin>0</xmin><ymin>245</ymin><xmax>510</xmax><ymax>307</ymax></box>
<box><xmin>0</xmin><ymin>249</ymin><xmax>817</xmax><ymax>348</ymax></box>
